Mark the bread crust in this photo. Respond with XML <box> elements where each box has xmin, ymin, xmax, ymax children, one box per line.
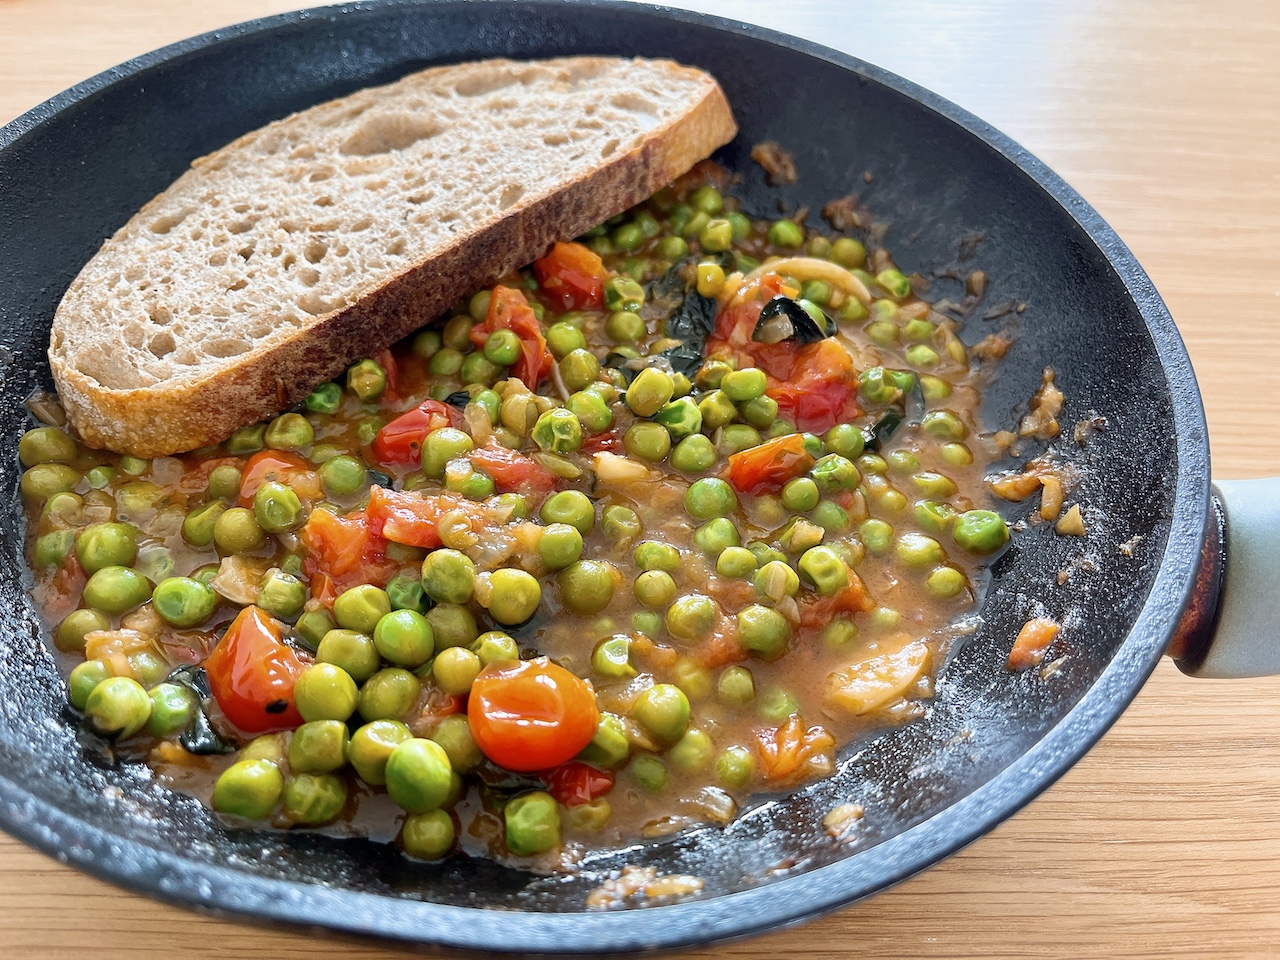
<box><xmin>49</xmin><ymin>57</ymin><xmax>737</xmax><ymax>457</ymax></box>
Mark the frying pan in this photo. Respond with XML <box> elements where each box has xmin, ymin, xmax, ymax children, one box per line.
<box><xmin>0</xmin><ymin>0</ymin><xmax>1262</xmax><ymax>952</ymax></box>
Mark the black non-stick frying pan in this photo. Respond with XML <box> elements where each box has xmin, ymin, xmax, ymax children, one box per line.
<box><xmin>0</xmin><ymin>0</ymin><xmax>1241</xmax><ymax>952</ymax></box>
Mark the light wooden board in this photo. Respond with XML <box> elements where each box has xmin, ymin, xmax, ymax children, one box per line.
<box><xmin>2</xmin><ymin>2</ymin><xmax>1279</xmax><ymax>957</ymax></box>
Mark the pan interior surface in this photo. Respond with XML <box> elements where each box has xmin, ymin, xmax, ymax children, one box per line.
<box><xmin>0</xmin><ymin>0</ymin><xmax>1205</xmax><ymax>950</ymax></box>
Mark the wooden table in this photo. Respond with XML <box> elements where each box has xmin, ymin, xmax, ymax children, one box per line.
<box><xmin>3</xmin><ymin>1</ymin><xmax>1279</xmax><ymax>956</ymax></box>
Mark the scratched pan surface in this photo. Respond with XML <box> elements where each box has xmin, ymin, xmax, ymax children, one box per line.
<box><xmin>0</xmin><ymin>0</ymin><xmax>1208</xmax><ymax>952</ymax></box>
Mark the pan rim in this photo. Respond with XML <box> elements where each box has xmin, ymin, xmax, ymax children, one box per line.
<box><xmin>0</xmin><ymin>0</ymin><xmax>1211</xmax><ymax>952</ymax></box>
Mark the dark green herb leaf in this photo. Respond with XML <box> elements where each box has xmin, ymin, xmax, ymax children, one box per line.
<box><xmin>868</xmin><ymin>412</ymin><xmax>903</xmax><ymax>450</ymax></box>
<box><xmin>166</xmin><ymin>665</ymin><xmax>236</xmax><ymax>756</ymax></box>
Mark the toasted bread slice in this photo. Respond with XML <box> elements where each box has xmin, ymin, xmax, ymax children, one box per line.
<box><xmin>49</xmin><ymin>57</ymin><xmax>737</xmax><ymax>456</ymax></box>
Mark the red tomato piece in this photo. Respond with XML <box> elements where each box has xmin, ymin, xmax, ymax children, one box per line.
<box><xmin>299</xmin><ymin>506</ymin><xmax>397</xmax><ymax>591</ymax></box>
<box><xmin>533</xmin><ymin>241</ymin><xmax>608</xmax><ymax>311</ymax></box>
<box><xmin>235</xmin><ymin>450</ymin><xmax>311</xmax><ymax>507</ymax></box>
<box><xmin>365</xmin><ymin>486</ymin><xmax>485</xmax><ymax>549</ymax></box>
<box><xmin>756</xmin><ymin>715</ymin><xmax>835</xmax><ymax>785</ymax></box>
<box><xmin>469</xmin><ymin>440</ymin><xmax>558</xmax><ymax>496</ymax></box>
<box><xmin>542</xmin><ymin>762</ymin><xmax>615</xmax><ymax>807</ymax></box>
<box><xmin>578</xmin><ymin>430</ymin><xmax>624</xmax><ymax>455</ymax></box>
<box><xmin>370</xmin><ymin>400</ymin><xmax>459</xmax><ymax>471</ymax></box>
<box><xmin>375</xmin><ymin>348</ymin><xmax>401</xmax><ymax>401</ymax></box>
<box><xmin>470</xmin><ymin>285</ymin><xmax>551</xmax><ymax>390</ymax></box>
<box><xmin>725</xmin><ymin>433</ymin><xmax>816</xmax><ymax>496</ymax></box>
<box><xmin>797</xmin><ymin>570</ymin><xmax>874</xmax><ymax>630</ymax></box>
<box><xmin>467</xmin><ymin>658</ymin><xmax>600</xmax><ymax>772</ymax></box>
<box><xmin>204</xmin><ymin>605</ymin><xmax>307</xmax><ymax>734</ymax></box>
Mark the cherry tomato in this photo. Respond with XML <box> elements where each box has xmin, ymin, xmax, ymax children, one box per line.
<box><xmin>468</xmin><ymin>658</ymin><xmax>600</xmax><ymax>772</ymax></box>
<box><xmin>469</xmin><ymin>440</ymin><xmax>558</xmax><ymax>496</ymax></box>
<box><xmin>725</xmin><ymin>433</ymin><xmax>816</xmax><ymax>495</ymax></box>
<box><xmin>542</xmin><ymin>761</ymin><xmax>615</xmax><ymax>807</ymax></box>
<box><xmin>533</xmin><ymin>241</ymin><xmax>608</xmax><ymax>311</ymax></box>
<box><xmin>365</xmin><ymin>486</ymin><xmax>486</xmax><ymax>549</ymax></box>
<box><xmin>205</xmin><ymin>605</ymin><xmax>307</xmax><ymax>733</ymax></box>
<box><xmin>370</xmin><ymin>399</ymin><xmax>458</xmax><ymax>471</ymax></box>
<box><xmin>299</xmin><ymin>505</ymin><xmax>397</xmax><ymax>591</ymax></box>
<box><xmin>469</xmin><ymin>285</ymin><xmax>551</xmax><ymax>389</ymax></box>
<box><xmin>235</xmin><ymin>450</ymin><xmax>312</xmax><ymax>507</ymax></box>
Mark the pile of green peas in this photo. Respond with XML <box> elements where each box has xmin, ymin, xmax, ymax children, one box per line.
<box><xmin>18</xmin><ymin>175</ymin><xmax>1016</xmax><ymax>860</ymax></box>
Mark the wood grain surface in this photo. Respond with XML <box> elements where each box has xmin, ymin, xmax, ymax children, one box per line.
<box><xmin>3</xmin><ymin>1</ymin><xmax>1279</xmax><ymax>957</ymax></box>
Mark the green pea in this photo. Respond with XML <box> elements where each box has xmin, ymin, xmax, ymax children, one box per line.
<box><xmin>81</xmin><ymin>566</ymin><xmax>151</xmax><ymax>615</ymax></box>
<box><xmin>694</xmin><ymin>517</ymin><xmax>740</xmax><ymax>554</ymax></box>
<box><xmin>20</xmin><ymin>463</ymin><xmax>79</xmax><ymax>500</ymax></box>
<box><xmin>839</xmin><ymin>297</ymin><xmax>870</xmax><ymax>323</ymax></box>
<box><xmin>915</xmin><ymin>500</ymin><xmax>957</xmax><ymax>536</ymax></box>
<box><xmin>738</xmin><ymin>395</ymin><xmax>778</xmax><ymax>431</ymax></box>
<box><xmin>716</xmin><ymin>424</ymin><xmax>762</xmax><ymax>456</ymax></box>
<box><xmin>313</xmin><ymin>455</ymin><xmax>363</xmax><ymax>497</ymax></box>
<box><xmin>348</xmin><ymin>719</ymin><xmax>412</xmax><ymax>785</ymax></box>
<box><xmin>592</xmin><ymin>634</ymin><xmax>637</xmax><ymax>679</ymax></box>
<box><xmin>359</xmin><ymin>668</ymin><xmax>421</xmax><ymax>721</ymax></box>
<box><xmin>622</xmin><ymin>368</ymin><xmax>673</xmax><ymax>419</ymax></box>
<box><xmin>316</xmin><ymin>628</ymin><xmax>380</xmax><ymax>684</ymax></box>
<box><xmin>736</xmin><ymin>604</ymin><xmax>790</xmax><ymax>660</ymax></box>
<box><xmin>432</xmin><ymin>646</ymin><xmax>482</xmax><ymax>696</ymax></box>
<box><xmin>558</xmin><ymin>348</ymin><xmax>601</xmax><ymax>392</ymax></box>
<box><xmin>530</xmin><ymin>407</ymin><xmax>583</xmax><ymax>455</ymax></box>
<box><xmin>367</xmin><ymin>609</ymin><xmax>433</xmax><ymax>668</ymax></box>
<box><xmin>753</xmin><ymin>560</ymin><xmax>800</xmax><ymax>604</ymax></box>
<box><xmin>288</xmin><ymin>719</ymin><xmax>350</xmax><ymax>774</ymax></box>
<box><xmin>423</xmin><ymin>427</ymin><xmax>474</xmax><ymax>480</ymax></box>
<box><xmin>426</xmin><ymin>347</ymin><xmax>463</xmax><ymax>377</ymax></box>
<box><xmin>953</xmin><ymin>509</ymin><xmax>1011</xmax><ymax>555</ymax></box>
<box><xmin>912</xmin><ymin>471</ymin><xmax>959</xmax><ymax>498</ymax></box>
<box><xmin>572</xmin><ymin>713</ymin><xmax>629</xmax><ymax>770</ymax></box>
<box><xmin>55</xmin><ymin>608</ymin><xmax>109</xmax><ymax>654</ymax></box>
<box><xmin>425</xmin><ymin>603</ymin><xmax>479</xmax><ymax>649</ymax></box>
<box><xmin>460</xmin><ymin>351</ymin><xmax>502</xmax><ymax>387</ymax></box>
<box><xmin>821</xmin><ymin>423</ymin><xmax>864</xmax><ymax>460</ymax></box>
<box><xmin>759</xmin><ymin>687</ymin><xmax>800</xmax><ymax>724</ymax></box>
<box><xmin>262</xmin><ymin>412</ymin><xmax>313</xmax><ymax>451</ymax></box>
<box><xmin>633</xmin><ymin>570</ymin><xmax>677</xmax><ymax>608</ymax></box>
<box><xmin>919</xmin><ymin>374</ymin><xmax>953</xmax><ymax>400</ymax></box>
<box><xmin>490</xmin><ymin>492</ymin><xmax>531</xmax><ymax>522</ymax></box>
<box><xmin>698</xmin><ymin>389</ymin><xmax>737</xmax><ymax>429</ymax></box>
<box><xmin>294</xmin><ymin>608</ymin><xmax>337</xmax><ymax>652</ymax></box>
<box><xmin>557</xmin><ymin>560</ymin><xmax>616</xmax><ymax>615</ymax></box>
<box><xmin>681</xmin><ymin>209</ymin><xmax>711</xmax><ymax>239</ymax></box>
<box><xmin>940</xmin><ymin>442</ymin><xmax>974</xmax><ymax>467</ymax></box>
<box><xmin>611</xmin><ymin>221</ymin><xmax>644</xmax><ymax>252</ymax></box>
<box><xmin>630</xmin><ymin>541</ymin><xmax>677</xmax><ymax>573</ymax></box>
<box><xmin>797</xmin><ymin>546</ymin><xmax>850</xmax><ymax>597</ymax></box>
<box><xmin>41</xmin><ymin>491</ymin><xmax>82</xmax><ymax>526</ymax></box>
<box><xmin>177</xmin><ymin>501</ymin><xmax>221</xmax><ymax>548</ymax></box>
<box><xmin>386</xmin><ymin>738</ymin><xmax>453</xmax><ymax>813</ymax></box>
<box><xmin>545</xmin><ymin>320</ymin><xmax>587</xmax><ymax>360</ymax></box>
<box><xmin>481</xmin><ymin>327</ymin><xmax>521</xmax><ymax>366</ymax></box>
<box><xmin>905</xmin><ymin>344</ymin><xmax>941</xmax><ymax>368</ymax></box>
<box><xmin>665</xmin><ymin>594</ymin><xmax>717</xmax><ymax>641</ymax></box>
<box><xmin>855</xmin><ymin>519</ymin><xmax>892</xmax><ymax>555</ymax></box>
<box><xmin>281</xmin><ymin>772</ymin><xmax>347</xmax><ymax>825</ymax></box>
<box><xmin>926</xmin><ymin>565</ymin><xmax>968</xmax><ymax>599</ymax></box>
<box><xmin>689</xmin><ymin>184</ymin><xmax>724</xmax><ymax>215</ymax></box>
<box><xmin>213</xmin><ymin>507</ymin><xmax>265</xmax><ymax>553</ymax></box>
<box><xmin>656</xmin><ymin>235</ymin><xmax>688</xmax><ymax>259</ymax></box>
<box><xmin>669</xmin><ymin>659</ymin><xmax>710</xmax><ymax>703</ymax></box>
<box><xmin>600</xmin><ymin>310</ymin><xmax>642</xmax><ymax>345</ymax></box>
<box><xmin>633</xmin><ymin>683</ymin><xmax>691</xmax><ymax>745</ymax></box>
<box><xmin>721</xmin><ymin>367</ymin><xmax>767</xmax><ymax>403</ymax></box>
<box><xmin>696</xmin><ymin>217</ymin><xmax>730</xmax><ymax>253</ymax></box>
<box><xmin>294</xmin><ymin>662</ymin><xmax>359</xmax><ymax>722</ymax></box>
<box><xmin>858</xmin><ymin>453</ymin><xmax>888</xmax><ymax>475</ymax></box>
<box><xmin>567</xmin><ymin>391</ymin><xmax>614</xmax><ymax>436</ymax></box>
<box><xmin>303</xmin><ymin>382</ymin><xmax>342</xmax><ymax>415</ymax></box>
<box><xmin>471</xmin><ymin>631</ymin><xmax>519</xmax><ymax>665</ymax></box>
<box><xmin>347</xmin><ymin>358</ymin><xmax>387</xmax><ymax>402</ymax></box>
<box><xmin>778</xmin><ymin>477</ymin><xmax>818</xmax><ymax>513</ymax></box>
<box><xmin>858</xmin><ymin>367</ymin><xmax>900</xmax><ymax>405</ymax></box>
<box><xmin>250</xmin><ymin>480</ymin><xmax>303</xmax><ymax>534</ymax></box>
<box><xmin>440</xmin><ymin>314</ymin><xmax>474</xmax><ymax>351</ymax></box>
<box><xmin>487</xmin><ymin>568</ymin><xmax>543</xmax><ymax>625</ymax></box>
<box><xmin>685</xmin><ymin>477</ymin><xmax>738</xmax><ymax>520</ymax></box>
<box><xmin>400</xmin><ymin>808</ymin><xmax>455</xmax><ymax>860</ymax></box>
<box><xmin>896</xmin><ymin>532</ymin><xmax>946</xmax><ymax>568</ymax></box>
<box><xmin>32</xmin><ymin>529</ymin><xmax>75</xmax><ymax>570</ymax></box>
<box><xmin>809</xmin><ymin>455</ymin><xmax>860</xmax><ymax>494</ymax></box>
<box><xmin>715</xmin><ymin>743</ymin><xmax>755</xmax><ymax>790</ymax></box>
<box><xmin>428</xmin><ymin>713</ymin><xmax>482</xmax><ymax>773</ymax></box>
<box><xmin>601</xmin><ymin>504</ymin><xmax>641</xmax><ymax>541</ymax></box>
<box><xmin>18</xmin><ymin>426</ymin><xmax>77</xmax><ymax>465</ymax></box>
<box><xmin>212</xmin><ymin>759</ymin><xmax>284</xmax><ymax>820</ymax></box>
<box><xmin>146</xmin><ymin>683</ymin><xmax>198</xmax><ymax>737</ymax></box>
<box><xmin>627</xmin><ymin>755</ymin><xmax>667</xmax><ymax>793</ymax></box>
<box><xmin>68</xmin><ymin>660</ymin><xmax>111</xmax><ymax>711</ymax></box>
<box><xmin>540</xmin><ymin>490</ymin><xmax>595</xmax><ymax>534</ymax></box>
<box><xmin>717</xmin><ymin>665</ymin><xmax>756</xmax><ymax>705</ymax></box>
<box><xmin>767</xmin><ymin>219</ymin><xmax>804</xmax><ymax>248</ymax></box>
<box><xmin>84</xmin><ymin>465</ymin><xmax>116</xmax><ymax>489</ymax></box>
<box><xmin>716</xmin><ymin>545</ymin><xmax>758</xmax><ymax>579</ymax></box>
<box><xmin>537</xmin><ymin>522</ymin><xmax>584</xmax><ymax>571</ymax></box>
<box><xmin>504</xmin><ymin>790</ymin><xmax>561</xmax><ymax>855</ymax></box>
<box><xmin>419</xmin><ymin>549</ymin><xmax>475</xmax><ymax>606</ymax></box>
<box><xmin>669</xmin><ymin>729</ymin><xmax>714</xmax><ymax>775</ymax></box>
<box><xmin>148</xmin><ymin>576</ymin><xmax>217</xmax><ymax>628</ymax></box>
<box><xmin>84</xmin><ymin>676</ymin><xmax>152</xmax><ymax>739</ymax></box>
<box><xmin>875</xmin><ymin>268</ymin><xmax>912</xmax><ymax>299</ymax></box>
<box><xmin>333</xmin><ymin>584</ymin><xmax>392</xmax><ymax>633</ymax></box>
<box><xmin>695</xmin><ymin>359</ymin><xmax>734</xmax><ymax>391</ymax></box>
<box><xmin>653</xmin><ymin>397</ymin><xmax>702</xmax><ymax>441</ymax></box>
<box><xmin>670</xmin><ymin>434</ymin><xmax>717</xmax><ymax>473</ymax></box>
<box><xmin>226</xmin><ymin>424</ymin><xmax>266</xmax><ymax>454</ymax></box>
<box><xmin>252</xmin><ymin>570</ymin><xmax>304</xmax><ymax>620</ymax></box>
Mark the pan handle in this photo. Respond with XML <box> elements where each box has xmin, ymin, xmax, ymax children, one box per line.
<box><xmin>1173</xmin><ymin>478</ymin><xmax>1280</xmax><ymax>678</ymax></box>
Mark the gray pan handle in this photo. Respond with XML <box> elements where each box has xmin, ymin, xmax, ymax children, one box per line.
<box><xmin>1180</xmin><ymin>478</ymin><xmax>1280</xmax><ymax>678</ymax></box>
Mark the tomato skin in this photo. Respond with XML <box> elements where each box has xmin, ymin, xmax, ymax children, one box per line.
<box><xmin>365</xmin><ymin>486</ymin><xmax>485</xmax><ymax>549</ymax></box>
<box><xmin>299</xmin><ymin>506</ymin><xmax>397</xmax><ymax>591</ymax></box>
<box><xmin>371</xmin><ymin>400</ymin><xmax>459</xmax><ymax>471</ymax></box>
<box><xmin>533</xmin><ymin>242</ymin><xmax>608</xmax><ymax>311</ymax></box>
<box><xmin>797</xmin><ymin>569</ymin><xmax>874</xmax><ymax>630</ymax></box>
<box><xmin>542</xmin><ymin>762</ymin><xmax>615</xmax><ymax>807</ymax></box>
<box><xmin>467</xmin><ymin>658</ymin><xmax>601</xmax><ymax>772</ymax></box>
<box><xmin>469</xmin><ymin>440</ymin><xmax>558</xmax><ymax>496</ymax></box>
<box><xmin>205</xmin><ymin>605</ymin><xmax>307</xmax><ymax>733</ymax></box>
<box><xmin>470</xmin><ymin>285</ymin><xmax>551</xmax><ymax>389</ymax></box>
<box><xmin>725</xmin><ymin>433</ymin><xmax>816</xmax><ymax>495</ymax></box>
<box><xmin>375</xmin><ymin>348</ymin><xmax>401</xmax><ymax>401</ymax></box>
<box><xmin>236</xmin><ymin>450</ymin><xmax>311</xmax><ymax>507</ymax></box>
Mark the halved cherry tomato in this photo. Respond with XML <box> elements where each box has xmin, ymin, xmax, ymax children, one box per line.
<box><xmin>375</xmin><ymin>348</ymin><xmax>401</xmax><ymax>402</ymax></box>
<box><xmin>469</xmin><ymin>439</ymin><xmax>558</xmax><ymax>496</ymax></box>
<box><xmin>467</xmin><ymin>658</ymin><xmax>600</xmax><ymax>772</ymax></box>
<box><xmin>236</xmin><ymin>450</ymin><xmax>313</xmax><ymax>507</ymax></box>
<box><xmin>365</xmin><ymin>486</ymin><xmax>486</xmax><ymax>549</ymax></box>
<box><xmin>204</xmin><ymin>605</ymin><xmax>307</xmax><ymax>734</ymax></box>
<box><xmin>755</xmin><ymin>715</ymin><xmax>835</xmax><ymax>785</ymax></box>
<box><xmin>764</xmin><ymin>339</ymin><xmax>860</xmax><ymax>434</ymax></box>
<box><xmin>533</xmin><ymin>241</ymin><xmax>608</xmax><ymax>311</ymax></box>
<box><xmin>542</xmin><ymin>762</ymin><xmax>615</xmax><ymax>807</ymax></box>
<box><xmin>470</xmin><ymin>285</ymin><xmax>551</xmax><ymax>389</ymax></box>
<box><xmin>370</xmin><ymin>399</ymin><xmax>459</xmax><ymax>471</ymax></box>
<box><xmin>300</xmin><ymin>506</ymin><xmax>397</xmax><ymax>591</ymax></box>
<box><xmin>725</xmin><ymin>433</ymin><xmax>816</xmax><ymax>496</ymax></box>
<box><xmin>797</xmin><ymin>570</ymin><xmax>874</xmax><ymax>630</ymax></box>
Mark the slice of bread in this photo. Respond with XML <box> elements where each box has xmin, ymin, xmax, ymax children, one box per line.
<box><xmin>49</xmin><ymin>57</ymin><xmax>737</xmax><ymax>456</ymax></box>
